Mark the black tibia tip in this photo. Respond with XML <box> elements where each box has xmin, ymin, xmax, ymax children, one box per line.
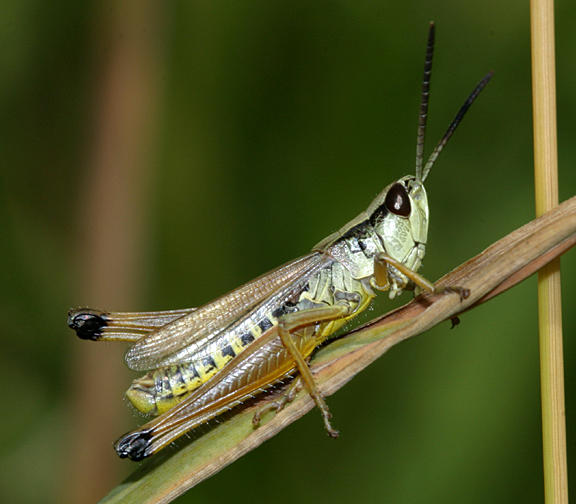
<box><xmin>115</xmin><ymin>430</ymin><xmax>153</xmax><ymax>461</ymax></box>
<box><xmin>67</xmin><ymin>309</ymin><xmax>108</xmax><ymax>340</ymax></box>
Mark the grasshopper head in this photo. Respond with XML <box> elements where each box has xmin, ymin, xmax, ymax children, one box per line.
<box><xmin>316</xmin><ymin>24</ymin><xmax>491</xmax><ymax>286</ymax></box>
<box><xmin>362</xmin><ymin>23</ymin><xmax>492</xmax><ymax>278</ymax></box>
<box><xmin>367</xmin><ymin>175</ymin><xmax>429</xmax><ymax>272</ymax></box>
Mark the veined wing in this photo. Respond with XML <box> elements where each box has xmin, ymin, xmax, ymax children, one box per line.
<box><xmin>125</xmin><ymin>253</ymin><xmax>330</xmax><ymax>371</ymax></box>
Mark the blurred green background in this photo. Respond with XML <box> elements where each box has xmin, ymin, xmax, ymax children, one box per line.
<box><xmin>1</xmin><ymin>1</ymin><xmax>574</xmax><ymax>503</ymax></box>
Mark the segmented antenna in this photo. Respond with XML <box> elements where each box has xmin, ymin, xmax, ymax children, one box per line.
<box><xmin>421</xmin><ymin>70</ymin><xmax>494</xmax><ymax>181</ymax></box>
<box><xmin>415</xmin><ymin>22</ymin><xmax>435</xmax><ymax>181</ymax></box>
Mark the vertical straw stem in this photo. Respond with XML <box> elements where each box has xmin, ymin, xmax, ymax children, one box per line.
<box><xmin>530</xmin><ymin>1</ymin><xmax>569</xmax><ymax>503</ymax></box>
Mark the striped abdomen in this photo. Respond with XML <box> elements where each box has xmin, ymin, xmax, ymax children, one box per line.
<box><xmin>126</xmin><ymin>311</ymin><xmax>283</xmax><ymax>415</ymax></box>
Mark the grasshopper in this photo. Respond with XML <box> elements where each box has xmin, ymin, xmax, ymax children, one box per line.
<box><xmin>68</xmin><ymin>23</ymin><xmax>491</xmax><ymax>461</ymax></box>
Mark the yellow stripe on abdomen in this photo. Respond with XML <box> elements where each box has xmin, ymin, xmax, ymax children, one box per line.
<box><xmin>126</xmin><ymin>318</ymin><xmax>274</xmax><ymax>416</ymax></box>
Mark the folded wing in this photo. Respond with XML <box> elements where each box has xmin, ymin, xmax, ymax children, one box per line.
<box><xmin>125</xmin><ymin>253</ymin><xmax>328</xmax><ymax>371</ymax></box>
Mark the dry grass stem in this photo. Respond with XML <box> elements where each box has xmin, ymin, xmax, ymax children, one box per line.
<box><xmin>530</xmin><ymin>0</ymin><xmax>568</xmax><ymax>501</ymax></box>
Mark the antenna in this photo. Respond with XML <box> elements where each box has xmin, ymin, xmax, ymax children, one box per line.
<box><xmin>415</xmin><ymin>22</ymin><xmax>435</xmax><ymax>181</ymax></box>
<box><xmin>421</xmin><ymin>70</ymin><xmax>493</xmax><ymax>181</ymax></box>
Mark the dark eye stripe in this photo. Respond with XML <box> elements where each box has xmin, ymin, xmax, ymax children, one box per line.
<box><xmin>384</xmin><ymin>183</ymin><xmax>411</xmax><ymax>217</ymax></box>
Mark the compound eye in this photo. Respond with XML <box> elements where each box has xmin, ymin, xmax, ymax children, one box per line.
<box><xmin>384</xmin><ymin>183</ymin><xmax>411</xmax><ymax>217</ymax></box>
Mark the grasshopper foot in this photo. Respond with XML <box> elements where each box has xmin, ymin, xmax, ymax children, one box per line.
<box><xmin>252</xmin><ymin>379</ymin><xmax>302</xmax><ymax>428</ymax></box>
<box><xmin>438</xmin><ymin>286</ymin><xmax>470</xmax><ymax>301</ymax></box>
<box><xmin>322</xmin><ymin>410</ymin><xmax>340</xmax><ymax>438</ymax></box>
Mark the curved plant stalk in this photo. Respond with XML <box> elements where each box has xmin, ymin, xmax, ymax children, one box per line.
<box><xmin>100</xmin><ymin>195</ymin><xmax>576</xmax><ymax>504</ymax></box>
